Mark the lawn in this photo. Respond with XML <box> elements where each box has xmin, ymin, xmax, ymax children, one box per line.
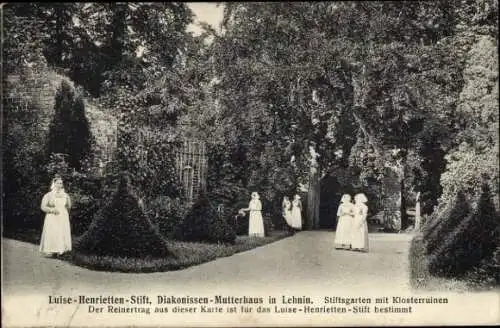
<box><xmin>69</xmin><ymin>230</ymin><xmax>292</xmax><ymax>273</ymax></box>
<box><xmin>3</xmin><ymin>223</ymin><xmax>293</xmax><ymax>273</ymax></box>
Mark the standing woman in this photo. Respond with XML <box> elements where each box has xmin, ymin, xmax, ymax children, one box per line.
<box><xmin>351</xmin><ymin>193</ymin><xmax>369</xmax><ymax>252</ymax></box>
<box><xmin>290</xmin><ymin>194</ymin><xmax>303</xmax><ymax>231</ymax></box>
<box><xmin>333</xmin><ymin>194</ymin><xmax>355</xmax><ymax>250</ymax></box>
<box><xmin>241</xmin><ymin>192</ymin><xmax>265</xmax><ymax>237</ymax></box>
<box><xmin>39</xmin><ymin>176</ymin><xmax>72</xmax><ymax>257</ymax></box>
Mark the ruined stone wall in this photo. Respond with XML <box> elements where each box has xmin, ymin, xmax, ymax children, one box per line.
<box><xmin>4</xmin><ymin>60</ymin><xmax>118</xmax><ymax>173</ymax></box>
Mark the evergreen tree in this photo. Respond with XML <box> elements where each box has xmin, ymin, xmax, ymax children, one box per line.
<box><xmin>47</xmin><ymin>80</ymin><xmax>74</xmax><ymax>157</ymax></box>
<box><xmin>425</xmin><ymin>190</ymin><xmax>471</xmax><ymax>255</ymax></box>
<box><xmin>75</xmin><ymin>174</ymin><xmax>176</xmax><ymax>258</ymax></box>
<box><xmin>47</xmin><ymin>81</ymin><xmax>93</xmax><ymax>171</ymax></box>
<box><xmin>179</xmin><ymin>194</ymin><xmax>236</xmax><ymax>244</ymax></box>
<box><xmin>429</xmin><ymin>182</ymin><xmax>499</xmax><ymax>277</ymax></box>
<box><xmin>471</xmin><ymin>182</ymin><xmax>499</xmax><ymax>263</ymax></box>
<box><xmin>68</xmin><ymin>94</ymin><xmax>93</xmax><ymax>170</ymax></box>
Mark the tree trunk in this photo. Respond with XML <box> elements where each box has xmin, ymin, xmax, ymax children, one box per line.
<box><xmin>400</xmin><ymin>177</ymin><xmax>408</xmax><ymax>230</ymax></box>
<box><xmin>400</xmin><ymin>155</ymin><xmax>409</xmax><ymax>230</ymax></box>
<box><xmin>415</xmin><ymin>192</ymin><xmax>421</xmax><ymax>230</ymax></box>
<box><xmin>307</xmin><ymin>169</ymin><xmax>320</xmax><ymax>229</ymax></box>
<box><xmin>382</xmin><ymin>166</ymin><xmax>402</xmax><ymax>232</ymax></box>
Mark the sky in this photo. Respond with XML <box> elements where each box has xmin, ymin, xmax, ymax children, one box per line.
<box><xmin>186</xmin><ymin>2</ymin><xmax>225</xmax><ymax>35</ymax></box>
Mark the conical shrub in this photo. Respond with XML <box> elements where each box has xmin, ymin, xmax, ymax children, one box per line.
<box><xmin>429</xmin><ymin>183</ymin><xmax>499</xmax><ymax>277</ymax></box>
<box><xmin>47</xmin><ymin>80</ymin><xmax>74</xmax><ymax>156</ymax></box>
<box><xmin>466</xmin><ymin>243</ymin><xmax>500</xmax><ymax>287</ymax></box>
<box><xmin>47</xmin><ymin>80</ymin><xmax>93</xmax><ymax>171</ymax></box>
<box><xmin>179</xmin><ymin>194</ymin><xmax>236</xmax><ymax>244</ymax></box>
<box><xmin>68</xmin><ymin>94</ymin><xmax>92</xmax><ymax>170</ymax></box>
<box><xmin>75</xmin><ymin>174</ymin><xmax>175</xmax><ymax>258</ymax></box>
<box><xmin>425</xmin><ymin>191</ymin><xmax>471</xmax><ymax>255</ymax></box>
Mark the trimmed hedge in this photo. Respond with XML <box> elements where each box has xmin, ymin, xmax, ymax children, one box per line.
<box><xmin>178</xmin><ymin>194</ymin><xmax>236</xmax><ymax>244</ymax></box>
<box><xmin>425</xmin><ymin>191</ymin><xmax>471</xmax><ymax>255</ymax></box>
<box><xmin>466</xmin><ymin>244</ymin><xmax>500</xmax><ymax>288</ymax></box>
<box><xmin>74</xmin><ymin>174</ymin><xmax>175</xmax><ymax>258</ymax></box>
<box><xmin>428</xmin><ymin>183</ymin><xmax>499</xmax><ymax>278</ymax></box>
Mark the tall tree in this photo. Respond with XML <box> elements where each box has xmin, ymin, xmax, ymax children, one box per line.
<box><xmin>47</xmin><ymin>80</ymin><xmax>93</xmax><ymax>171</ymax></box>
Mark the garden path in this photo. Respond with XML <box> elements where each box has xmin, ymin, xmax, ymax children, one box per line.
<box><xmin>6</xmin><ymin>231</ymin><xmax>495</xmax><ymax>326</ymax></box>
<box><xmin>3</xmin><ymin>231</ymin><xmax>413</xmax><ymax>296</ymax></box>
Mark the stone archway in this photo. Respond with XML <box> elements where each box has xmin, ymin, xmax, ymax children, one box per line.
<box><xmin>318</xmin><ymin>175</ymin><xmax>341</xmax><ymax>230</ymax></box>
<box><xmin>317</xmin><ymin>172</ymin><xmax>358</xmax><ymax>230</ymax></box>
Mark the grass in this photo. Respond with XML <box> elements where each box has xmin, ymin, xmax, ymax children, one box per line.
<box><xmin>409</xmin><ymin>234</ymin><xmax>499</xmax><ymax>293</ymax></box>
<box><xmin>3</xmin><ymin>226</ymin><xmax>293</xmax><ymax>273</ymax></box>
<box><xmin>70</xmin><ymin>230</ymin><xmax>293</xmax><ymax>273</ymax></box>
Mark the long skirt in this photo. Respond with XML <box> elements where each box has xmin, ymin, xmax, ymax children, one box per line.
<box><xmin>351</xmin><ymin>216</ymin><xmax>369</xmax><ymax>252</ymax></box>
<box><xmin>290</xmin><ymin>208</ymin><xmax>302</xmax><ymax>230</ymax></box>
<box><xmin>248</xmin><ymin>211</ymin><xmax>265</xmax><ymax>237</ymax></box>
<box><xmin>283</xmin><ymin>210</ymin><xmax>294</xmax><ymax>228</ymax></box>
<box><xmin>39</xmin><ymin>210</ymin><xmax>72</xmax><ymax>255</ymax></box>
<box><xmin>334</xmin><ymin>215</ymin><xmax>353</xmax><ymax>249</ymax></box>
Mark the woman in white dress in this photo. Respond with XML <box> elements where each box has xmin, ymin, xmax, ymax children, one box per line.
<box><xmin>351</xmin><ymin>193</ymin><xmax>369</xmax><ymax>252</ymax></box>
<box><xmin>241</xmin><ymin>192</ymin><xmax>265</xmax><ymax>237</ymax></box>
<box><xmin>290</xmin><ymin>194</ymin><xmax>303</xmax><ymax>230</ymax></box>
<box><xmin>334</xmin><ymin>194</ymin><xmax>355</xmax><ymax>250</ymax></box>
<box><xmin>39</xmin><ymin>176</ymin><xmax>72</xmax><ymax>257</ymax></box>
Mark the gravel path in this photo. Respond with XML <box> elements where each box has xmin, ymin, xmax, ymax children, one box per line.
<box><xmin>3</xmin><ymin>231</ymin><xmax>412</xmax><ymax>295</ymax></box>
<box><xmin>3</xmin><ymin>231</ymin><xmax>497</xmax><ymax>327</ymax></box>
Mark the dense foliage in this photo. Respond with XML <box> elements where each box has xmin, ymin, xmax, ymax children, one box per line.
<box><xmin>3</xmin><ymin>3</ymin><xmax>194</xmax><ymax>97</ymax></box>
<box><xmin>3</xmin><ymin>51</ymin><xmax>54</xmax><ymax>230</ymax></box>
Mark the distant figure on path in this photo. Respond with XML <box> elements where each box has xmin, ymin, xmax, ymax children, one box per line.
<box><xmin>39</xmin><ymin>176</ymin><xmax>72</xmax><ymax>257</ymax></box>
<box><xmin>241</xmin><ymin>192</ymin><xmax>265</xmax><ymax>237</ymax></box>
<box><xmin>351</xmin><ymin>193</ymin><xmax>369</xmax><ymax>252</ymax></box>
<box><xmin>334</xmin><ymin>194</ymin><xmax>355</xmax><ymax>250</ymax></box>
<box><xmin>290</xmin><ymin>194</ymin><xmax>303</xmax><ymax>231</ymax></box>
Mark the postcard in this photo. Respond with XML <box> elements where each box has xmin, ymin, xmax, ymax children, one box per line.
<box><xmin>2</xmin><ymin>2</ymin><xmax>499</xmax><ymax>327</ymax></box>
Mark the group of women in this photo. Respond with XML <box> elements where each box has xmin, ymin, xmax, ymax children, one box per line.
<box><xmin>239</xmin><ymin>192</ymin><xmax>304</xmax><ymax>238</ymax></box>
<box><xmin>333</xmin><ymin>193</ymin><xmax>369</xmax><ymax>252</ymax></box>
<box><xmin>38</xmin><ymin>175</ymin><xmax>369</xmax><ymax>258</ymax></box>
<box><xmin>282</xmin><ymin>194</ymin><xmax>303</xmax><ymax>231</ymax></box>
<box><xmin>280</xmin><ymin>191</ymin><xmax>369</xmax><ymax>253</ymax></box>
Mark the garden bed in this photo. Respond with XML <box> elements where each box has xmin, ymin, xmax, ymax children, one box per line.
<box><xmin>3</xmin><ymin>228</ymin><xmax>41</xmax><ymax>245</ymax></box>
<box><xmin>409</xmin><ymin>234</ymin><xmax>498</xmax><ymax>292</ymax></box>
<box><xmin>70</xmin><ymin>230</ymin><xmax>293</xmax><ymax>273</ymax></box>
